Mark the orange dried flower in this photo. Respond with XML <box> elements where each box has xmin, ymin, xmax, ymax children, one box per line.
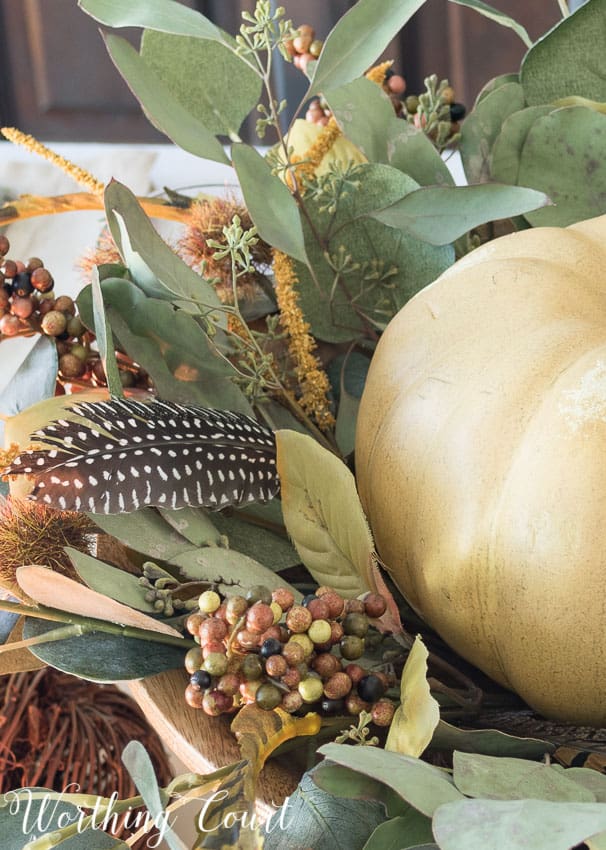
<box><xmin>78</xmin><ymin>227</ymin><xmax>122</xmax><ymax>279</ymax></box>
<box><xmin>179</xmin><ymin>196</ymin><xmax>273</xmax><ymax>303</ymax></box>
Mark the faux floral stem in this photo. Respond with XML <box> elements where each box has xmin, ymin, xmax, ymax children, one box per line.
<box><xmin>0</xmin><ymin>600</ymin><xmax>192</xmax><ymax>650</ymax></box>
<box><xmin>557</xmin><ymin>0</ymin><xmax>570</xmax><ymax>16</ymax></box>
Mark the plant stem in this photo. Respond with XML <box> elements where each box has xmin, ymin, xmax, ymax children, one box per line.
<box><xmin>557</xmin><ymin>0</ymin><xmax>570</xmax><ymax>16</ymax></box>
<box><xmin>0</xmin><ymin>623</ymin><xmax>87</xmax><ymax>654</ymax></box>
<box><xmin>0</xmin><ymin>600</ymin><xmax>193</xmax><ymax>650</ymax></box>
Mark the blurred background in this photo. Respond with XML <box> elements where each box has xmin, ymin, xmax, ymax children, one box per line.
<box><xmin>0</xmin><ymin>0</ymin><xmax>573</xmax><ymax>144</ymax></box>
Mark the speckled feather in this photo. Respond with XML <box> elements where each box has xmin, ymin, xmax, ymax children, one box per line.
<box><xmin>4</xmin><ymin>398</ymin><xmax>279</xmax><ymax>514</ymax></box>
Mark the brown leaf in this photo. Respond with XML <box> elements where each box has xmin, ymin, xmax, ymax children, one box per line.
<box><xmin>15</xmin><ymin>565</ymin><xmax>184</xmax><ymax>638</ymax></box>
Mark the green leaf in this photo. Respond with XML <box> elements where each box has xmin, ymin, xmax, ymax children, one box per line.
<box><xmin>168</xmin><ymin>546</ymin><xmax>299</xmax><ymax>598</ymax></box>
<box><xmin>104</xmin><ymin>34</ymin><xmax>230</xmax><ymax>164</ymax></box>
<box><xmin>78</xmin><ymin>278</ymin><xmax>252</xmax><ymax>413</ymax></box>
<box><xmin>264</xmin><ymin>767</ymin><xmax>386</xmax><ymax>850</ymax></box>
<box><xmin>490</xmin><ymin>105</ymin><xmax>552</xmax><ymax>185</ymax></box>
<box><xmin>564</xmin><ymin>768</ymin><xmax>606</xmax><ymax>803</ymax></box>
<box><xmin>363</xmin><ymin>812</ymin><xmax>434</xmax><ymax>850</ymax></box>
<box><xmin>0</xmin><ymin>787</ymin><xmax>123</xmax><ymax>850</ymax></box>
<box><xmin>308</xmin><ymin>0</ymin><xmax>427</xmax><ymax>95</ymax></box>
<box><xmin>431</xmin><ymin>720</ymin><xmax>555</xmax><ymax>760</ymax></box>
<box><xmin>292</xmin><ymin>163</ymin><xmax>453</xmax><ymax>342</ymax></box>
<box><xmin>318</xmin><ymin>743</ymin><xmax>463</xmax><ymax>818</ymax></box>
<box><xmin>276</xmin><ymin>430</ymin><xmax>373</xmax><ymax>597</ymax></box>
<box><xmin>323</xmin><ymin>78</ymin><xmax>453</xmax><ymax>186</ymax></box>
<box><xmin>90</xmin><ymin>508</ymin><xmax>197</xmax><ymax>561</ymax></box>
<box><xmin>371</xmin><ymin>183</ymin><xmax>550</xmax><ymax>245</ymax></box>
<box><xmin>67</xmin><ymin>547</ymin><xmax>157</xmax><ymax>613</ymax></box>
<box><xmin>157</xmin><ymin>507</ymin><xmax>223</xmax><ymax>548</ymax></box>
<box><xmin>448</xmin><ymin>0</ymin><xmax>531</xmax><ymax>48</ymax></box>
<box><xmin>313</xmin><ymin>763</ymin><xmax>408</xmax><ymax>818</ymax></box>
<box><xmin>22</xmin><ymin>618</ymin><xmax>184</xmax><ymax>681</ymax></box>
<box><xmin>459</xmin><ymin>81</ymin><xmax>525</xmax><ymax>183</ymax></box>
<box><xmin>210</xmin><ymin>510</ymin><xmax>301</xmax><ymax>572</ymax></box>
<box><xmin>327</xmin><ymin>351</ymin><xmax>370</xmax><ymax>457</ymax></box>
<box><xmin>141</xmin><ymin>30</ymin><xmax>261</xmax><ymax>140</ymax></box>
<box><xmin>78</xmin><ymin>0</ymin><xmax>224</xmax><ymax>41</ymax></box>
<box><xmin>453</xmin><ymin>751</ymin><xmax>596</xmax><ymax>802</ymax></box>
<box><xmin>90</xmin><ymin>266</ymin><xmax>123</xmax><ymax>397</ymax></box>
<box><xmin>474</xmin><ymin>73</ymin><xmax>520</xmax><ymax>107</ymax></box>
<box><xmin>122</xmin><ymin>741</ymin><xmax>184</xmax><ymax>850</ymax></box>
<box><xmin>521</xmin><ymin>0</ymin><xmax>606</xmax><ymax>106</ymax></box>
<box><xmin>231</xmin><ymin>144</ymin><xmax>307</xmax><ymax>264</ymax></box>
<box><xmin>516</xmin><ymin>106</ymin><xmax>606</xmax><ymax>226</ymax></box>
<box><xmin>103</xmin><ymin>179</ymin><xmax>224</xmax><ymax>309</ymax></box>
<box><xmin>433</xmin><ymin>798</ymin><xmax>606</xmax><ymax>850</ymax></box>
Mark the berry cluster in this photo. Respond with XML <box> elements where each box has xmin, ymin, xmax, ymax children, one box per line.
<box><xmin>284</xmin><ymin>24</ymin><xmax>323</xmax><ymax>75</ymax></box>
<box><xmin>0</xmin><ymin>234</ymin><xmax>147</xmax><ymax>390</ymax></box>
<box><xmin>183</xmin><ymin>584</ymin><xmax>396</xmax><ymax>725</ymax></box>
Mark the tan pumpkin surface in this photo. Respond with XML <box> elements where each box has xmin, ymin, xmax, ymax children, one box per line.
<box><xmin>356</xmin><ymin>214</ymin><xmax>606</xmax><ymax>724</ymax></box>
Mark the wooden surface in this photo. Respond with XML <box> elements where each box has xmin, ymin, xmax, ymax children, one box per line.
<box><xmin>129</xmin><ymin>669</ymin><xmax>301</xmax><ymax>816</ymax></box>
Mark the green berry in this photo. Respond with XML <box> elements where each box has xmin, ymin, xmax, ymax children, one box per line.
<box><xmin>298</xmin><ymin>676</ymin><xmax>324</xmax><ymax>704</ymax></box>
<box><xmin>203</xmin><ymin>652</ymin><xmax>228</xmax><ymax>677</ymax></box>
<box><xmin>340</xmin><ymin>635</ymin><xmax>365</xmax><ymax>660</ymax></box>
<box><xmin>308</xmin><ymin>619</ymin><xmax>332</xmax><ymax>645</ymax></box>
<box><xmin>255</xmin><ymin>682</ymin><xmax>282</xmax><ymax>711</ymax></box>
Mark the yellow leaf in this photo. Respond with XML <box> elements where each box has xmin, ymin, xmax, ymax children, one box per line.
<box><xmin>385</xmin><ymin>635</ymin><xmax>440</xmax><ymax>757</ymax></box>
<box><xmin>276</xmin><ymin>429</ymin><xmax>374</xmax><ymax>598</ymax></box>
<box><xmin>16</xmin><ymin>565</ymin><xmax>184</xmax><ymax>639</ymax></box>
<box><xmin>0</xmin><ymin>617</ymin><xmax>46</xmax><ymax>675</ymax></box>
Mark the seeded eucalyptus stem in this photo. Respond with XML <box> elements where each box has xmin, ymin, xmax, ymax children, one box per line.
<box><xmin>0</xmin><ymin>599</ymin><xmax>194</xmax><ymax>650</ymax></box>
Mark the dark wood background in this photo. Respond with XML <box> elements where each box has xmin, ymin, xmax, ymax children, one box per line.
<box><xmin>0</xmin><ymin>0</ymin><xmax>560</xmax><ymax>144</ymax></box>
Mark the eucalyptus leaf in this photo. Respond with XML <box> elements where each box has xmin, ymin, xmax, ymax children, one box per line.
<box><xmin>122</xmin><ymin>741</ymin><xmax>184</xmax><ymax>850</ymax></box>
<box><xmin>433</xmin><ymin>798</ymin><xmax>606</xmax><ymax>850</ymax></box>
<box><xmin>103</xmin><ymin>179</ymin><xmax>225</xmax><ymax>309</ymax></box>
<box><xmin>459</xmin><ymin>82</ymin><xmax>525</xmax><ymax>183</ymax></box>
<box><xmin>565</xmin><ymin>768</ymin><xmax>606</xmax><ymax>803</ymax></box>
<box><xmin>210</xmin><ymin>510</ymin><xmax>301</xmax><ymax>572</ymax></box>
<box><xmin>323</xmin><ymin>78</ymin><xmax>453</xmax><ymax>186</ymax></box>
<box><xmin>157</xmin><ymin>506</ymin><xmax>223</xmax><ymax>548</ymax></box>
<box><xmin>78</xmin><ymin>0</ymin><xmax>225</xmax><ymax>41</ymax></box>
<box><xmin>453</xmin><ymin>751</ymin><xmax>596</xmax><ymax>802</ymax></box>
<box><xmin>335</xmin><ymin>387</ymin><xmax>360</xmax><ymax>457</ymax></box>
<box><xmin>23</xmin><ymin>618</ymin><xmax>184</xmax><ymax>681</ymax></box>
<box><xmin>141</xmin><ymin>30</ymin><xmax>261</xmax><ymax>139</ymax></box>
<box><xmin>168</xmin><ymin>546</ymin><xmax>299</xmax><ymax>597</ymax></box>
<box><xmin>90</xmin><ymin>508</ymin><xmax>197</xmax><ymax>561</ymax></box>
<box><xmin>318</xmin><ymin>743</ymin><xmax>463</xmax><ymax>817</ymax></box>
<box><xmin>67</xmin><ymin>547</ymin><xmax>156</xmax><ymax>613</ymax></box>
<box><xmin>363</xmin><ymin>811</ymin><xmax>434</xmax><ymax>850</ymax></box>
<box><xmin>264</xmin><ymin>768</ymin><xmax>385</xmax><ymax>850</ymax></box>
<box><xmin>292</xmin><ymin>163</ymin><xmax>452</xmax><ymax>342</ymax></box>
<box><xmin>91</xmin><ymin>266</ymin><xmax>123</xmax><ymax>397</ymax></box>
<box><xmin>231</xmin><ymin>144</ymin><xmax>308</xmax><ymax>264</ymax></box>
<box><xmin>308</xmin><ymin>0</ymin><xmax>426</xmax><ymax>95</ymax></box>
<box><xmin>0</xmin><ymin>335</ymin><xmax>57</xmax><ymax>416</ymax></box>
<box><xmin>517</xmin><ymin>106</ymin><xmax>606</xmax><ymax>226</ymax></box>
<box><xmin>105</xmin><ymin>34</ymin><xmax>230</xmax><ymax>164</ymax></box>
<box><xmin>521</xmin><ymin>0</ymin><xmax>606</xmax><ymax>106</ymax></box>
<box><xmin>431</xmin><ymin>720</ymin><xmax>554</xmax><ymax>759</ymax></box>
<box><xmin>474</xmin><ymin>73</ymin><xmax>520</xmax><ymax>107</ymax></box>
<box><xmin>489</xmin><ymin>105</ymin><xmax>552</xmax><ymax>185</ymax></box>
<box><xmin>276</xmin><ymin>429</ymin><xmax>373</xmax><ymax>597</ymax></box>
<box><xmin>313</xmin><ymin>763</ymin><xmax>408</xmax><ymax>818</ymax></box>
<box><xmin>448</xmin><ymin>0</ymin><xmax>531</xmax><ymax>48</ymax></box>
<box><xmin>371</xmin><ymin>183</ymin><xmax>550</xmax><ymax>245</ymax></box>
<box><xmin>0</xmin><ymin>787</ymin><xmax>123</xmax><ymax>850</ymax></box>
<box><xmin>77</xmin><ymin>278</ymin><xmax>252</xmax><ymax>413</ymax></box>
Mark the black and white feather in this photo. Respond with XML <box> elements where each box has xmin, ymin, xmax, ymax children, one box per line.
<box><xmin>4</xmin><ymin>398</ymin><xmax>279</xmax><ymax>514</ymax></box>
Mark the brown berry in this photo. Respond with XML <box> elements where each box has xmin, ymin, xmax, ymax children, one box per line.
<box><xmin>216</xmin><ymin>673</ymin><xmax>241</xmax><ymax>696</ymax></box>
<box><xmin>184</xmin><ymin>646</ymin><xmax>203</xmax><ymax>674</ymax></box>
<box><xmin>282</xmin><ymin>691</ymin><xmax>303</xmax><ymax>713</ymax></box>
<box><xmin>371</xmin><ymin>698</ymin><xmax>396</xmax><ymax>726</ymax></box>
<box><xmin>202</xmin><ymin>640</ymin><xmax>226</xmax><ymax>659</ymax></box>
<box><xmin>322</xmin><ymin>591</ymin><xmax>345</xmax><ymax>618</ymax></box>
<box><xmin>38</xmin><ymin>297</ymin><xmax>56</xmax><ymax>316</ymax></box>
<box><xmin>10</xmin><ymin>295</ymin><xmax>35</xmax><ymax>319</ymax></box>
<box><xmin>246</xmin><ymin>602</ymin><xmax>275</xmax><ymax>634</ymax></box>
<box><xmin>2</xmin><ymin>260</ymin><xmax>17</xmax><ymax>278</ymax></box>
<box><xmin>364</xmin><ymin>593</ymin><xmax>387</xmax><ymax>618</ymax></box>
<box><xmin>185</xmin><ymin>683</ymin><xmax>205</xmax><ymax>709</ymax></box>
<box><xmin>30</xmin><ymin>267</ymin><xmax>54</xmax><ymax>292</ymax></box>
<box><xmin>186</xmin><ymin>613</ymin><xmax>205</xmax><ymax>636</ymax></box>
<box><xmin>307</xmin><ymin>597</ymin><xmax>330</xmax><ymax>620</ymax></box>
<box><xmin>387</xmin><ymin>74</ymin><xmax>406</xmax><ymax>95</ymax></box>
<box><xmin>345</xmin><ymin>693</ymin><xmax>370</xmax><ymax>715</ymax></box>
<box><xmin>26</xmin><ymin>257</ymin><xmax>43</xmax><ymax>272</ymax></box>
<box><xmin>202</xmin><ymin>689</ymin><xmax>232</xmax><ymax>716</ymax></box>
<box><xmin>265</xmin><ymin>654</ymin><xmax>288</xmax><ymax>678</ymax></box>
<box><xmin>53</xmin><ymin>295</ymin><xmax>75</xmax><ymax>315</ymax></box>
<box><xmin>226</xmin><ymin>594</ymin><xmax>248</xmax><ymax>624</ymax></box>
<box><xmin>236</xmin><ymin>629</ymin><xmax>260</xmax><ymax>651</ymax></box>
<box><xmin>312</xmin><ymin>652</ymin><xmax>341</xmax><ymax>679</ymax></box>
<box><xmin>286</xmin><ymin>605</ymin><xmax>312</xmax><ymax>634</ymax></box>
<box><xmin>281</xmin><ymin>666</ymin><xmax>301</xmax><ymax>689</ymax></box>
<box><xmin>59</xmin><ymin>353</ymin><xmax>86</xmax><ymax>379</ymax></box>
<box><xmin>0</xmin><ymin>235</ymin><xmax>9</xmax><ymax>257</ymax></box>
<box><xmin>0</xmin><ymin>314</ymin><xmax>21</xmax><ymax>336</ymax></box>
<box><xmin>344</xmin><ymin>663</ymin><xmax>366</xmax><ymax>685</ymax></box>
<box><xmin>282</xmin><ymin>641</ymin><xmax>305</xmax><ymax>666</ymax></box>
<box><xmin>272</xmin><ymin>587</ymin><xmax>295</xmax><ymax>611</ymax></box>
<box><xmin>324</xmin><ymin>672</ymin><xmax>352</xmax><ymax>700</ymax></box>
<box><xmin>293</xmin><ymin>34</ymin><xmax>312</xmax><ymax>53</ymax></box>
<box><xmin>199</xmin><ymin>617</ymin><xmax>228</xmax><ymax>644</ymax></box>
<box><xmin>345</xmin><ymin>599</ymin><xmax>366</xmax><ymax>615</ymax></box>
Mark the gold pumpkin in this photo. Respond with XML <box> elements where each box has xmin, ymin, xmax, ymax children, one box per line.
<box><xmin>355</xmin><ymin>214</ymin><xmax>606</xmax><ymax>724</ymax></box>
